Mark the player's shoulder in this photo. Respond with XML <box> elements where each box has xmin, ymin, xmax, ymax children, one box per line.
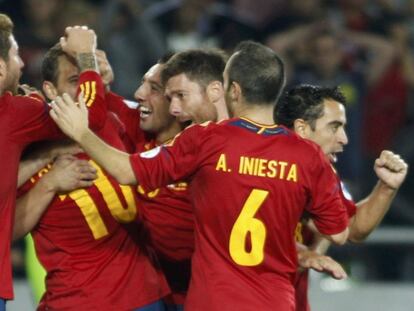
<box><xmin>284</xmin><ymin>128</ymin><xmax>322</xmax><ymax>153</ymax></box>
<box><xmin>278</xmin><ymin>128</ymin><xmax>328</xmax><ymax>164</ymax></box>
<box><xmin>183</xmin><ymin>120</ymin><xmax>218</xmax><ymax>133</ymax></box>
<box><xmin>2</xmin><ymin>92</ymin><xmax>44</xmax><ymax>107</ymax></box>
<box><xmin>169</xmin><ymin>120</ymin><xmax>224</xmax><ymax>147</ymax></box>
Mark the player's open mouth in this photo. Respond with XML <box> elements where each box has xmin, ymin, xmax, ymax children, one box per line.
<box><xmin>140</xmin><ymin>106</ymin><xmax>152</xmax><ymax>119</ymax></box>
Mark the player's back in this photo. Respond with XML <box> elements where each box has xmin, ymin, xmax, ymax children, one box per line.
<box><xmin>184</xmin><ymin>118</ymin><xmax>347</xmax><ymax>311</ymax></box>
<box><xmin>130</xmin><ymin>117</ymin><xmax>348</xmax><ymax>311</ymax></box>
<box><xmin>0</xmin><ymin>93</ymin><xmax>61</xmax><ymax>299</ymax></box>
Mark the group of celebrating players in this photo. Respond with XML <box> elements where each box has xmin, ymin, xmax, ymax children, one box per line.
<box><xmin>0</xmin><ymin>11</ymin><xmax>408</xmax><ymax>311</ymax></box>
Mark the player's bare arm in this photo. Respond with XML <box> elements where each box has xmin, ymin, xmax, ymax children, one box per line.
<box><xmin>18</xmin><ymin>141</ymin><xmax>82</xmax><ymax>187</ymax></box>
<box><xmin>60</xmin><ymin>26</ymin><xmax>98</xmax><ymax>73</ymax></box>
<box><xmin>348</xmin><ymin>150</ymin><xmax>408</xmax><ymax>242</ymax></box>
<box><xmin>50</xmin><ymin>93</ymin><xmax>136</xmax><ymax>185</ymax></box>
<box><xmin>306</xmin><ymin>219</ymin><xmax>349</xmax><ymax>245</ymax></box>
<box><xmin>96</xmin><ymin>49</ymin><xmax>114</xmax><ymax>91</ymax></box>
<box><xmin>13</xmin><ymin>154</ymin><xmax>97</xmax><ymax>240</ymax></box>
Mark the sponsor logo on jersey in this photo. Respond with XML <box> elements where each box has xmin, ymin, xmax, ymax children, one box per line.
<box><xmin>140</xmin><ymin>146</ymin><xmax>162</xmax><ymax>158</ymax></box>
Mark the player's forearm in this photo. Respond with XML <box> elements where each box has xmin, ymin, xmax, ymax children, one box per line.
<box><xmin>309</xmin><ymin>234</ymin><xmax>331</xmax><ymax>255</ymax></box>
<box><xmin>267</xmin><ymin>24</ymin><xmax>312</xmax><ymax>54</ymax></box>
<box><xmin>345</xmin><ymin>31</ymin><xmax>395</xmax><ymax>86</ymax></box>
<box><xmin>79</xmin><ymin>128</ymin><xmax>137</xmax><ymax>185</ymax></box>
<box><xmin>18</xmin><ymin>158</ymin><xmax>51</xmax><ymax>187</ymax></box>
<box><xmin>77</xmin><ymin>52</ymin><xmax>98</xmax><ymax>73</ymax></box>
<box><xmin>348</xmin><ymin>181</ymin><xmax>397</xmax><ymax>243</ymax></box>
<box><xmin>324</xmin><ymin>227</ymin><xmax>349</xmax><ymax>245</ymax></box>
<box><xmin>13</xmin><ymin>178</ymin><xmax>57</xmax><ymax>240</ymax></box>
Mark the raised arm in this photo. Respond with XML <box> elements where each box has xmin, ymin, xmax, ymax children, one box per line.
<box><xmin>348</xmin><ymin>150</ymin><xmax>408</xmax><ymax>242</ymax></box>
<box><xmin>343</xmin><ymin>30</ymin><xmax>395</xmax><ymax>86</ymax></box>
<box><xmin>307</xmin><ymin>218</ymin><xmax>349</xmax><ymax>246</ymax></box>
<box><xmin>266</xmin><ymin>23</ymin><xmax>317</xmax><ymax>83</ymax></box>
<box><xmin>14</xmin><ymin>155</ymin><xmax>96</xmax><ymax>240</ymax></box>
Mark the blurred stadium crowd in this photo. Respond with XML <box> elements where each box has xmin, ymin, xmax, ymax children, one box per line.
<box><xmin>1</xmin><ymin>0</ymin><xmax>413</xmax><ymax>283</ymax></box>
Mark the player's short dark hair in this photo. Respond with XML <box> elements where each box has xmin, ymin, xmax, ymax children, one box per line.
<box><xmin>158</xmin><ymin>51</ymin><xmax>175</xmax><ymax>65</ymax></box>
<box><xmin>42</xmin><ymin>43</ymin><xmax>76</xmax><ymax>84</ymax></box>
<box><xmin>275</xmin><ymin>84</ymin><xmax>346</xmax><ymax>129</ymax></box>
<box><xmin>227</xmin><ymin>41</ymin><xmax>285</xmax><ymax>106</ymax></box>
<box><xmin>161</xmin><ymin>48</ymin><xmax>228</xmax><ymax>89</ymax></box>
<box><xmin>0</xmin><ymin>13</ymin><xmax>13</xmax><ymax>61</ymax></box>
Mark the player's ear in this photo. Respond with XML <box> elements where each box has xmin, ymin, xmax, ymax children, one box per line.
<box><xmin>43</xmin><ymin>81</ymin><xmax>58</xmax><ymax>101</ymax></box>
<box><xmin>206</xmin><ymin>80</ymin><xmax>223</xmax><ymax>103</ymax></box>
<box><xmin>293</xmin><ymin>119</ymin><xmax>308</xmax><ymax>138</ymax></box>
<box><xmin>230</xmin><ymin>81</ymin><xmax>241</xmax><ymax>102</ymax></box>
<box><xmin>0</xmin><ymin>58</ymin><xmax>7</xmax><ymax>88</ymax></box>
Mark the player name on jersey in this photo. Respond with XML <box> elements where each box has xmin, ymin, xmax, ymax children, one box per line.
<box><xmin>215</xmin><ymin>153</ymin><xmax>298</xmax><ymax>182</ymax></box>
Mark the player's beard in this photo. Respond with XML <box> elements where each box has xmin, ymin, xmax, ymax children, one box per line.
<box><xmin>5</xmin><ymin>63</ymin><xmax>21</xmax><ymax>95</ymax></box>
<box><xmin>4</xmin><ymin>74</ymin><xmax>20</xmax><ymax>95</ymax></box>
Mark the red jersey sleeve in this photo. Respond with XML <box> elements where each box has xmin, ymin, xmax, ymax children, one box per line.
<box><xmin>9</xmin><ymin>94</ymin><xmax>61</xmax><ymax>143</ymax></box>
<box><xmin>339</xmin><ymin>180</ymin><xmax>357</xmax><ymax>218</ymax></box>
<box><xmin>77</xmin><ymin>71</ymin><xmax>107</xmax><ymax>132</ymax></box>
<box><xmin>306</xmin><ymin>150</ymin><xmax>349</xmax><ymax>235</ymax></box>
<box><xmin>129</xmin><ymin>124</ymin><xmax>204</xmax><ymax>192</ymax></box>
<box><xmin>105</xmin><ymin>92</ymin><xmax>144</xmax><ymax>145</ymax></box>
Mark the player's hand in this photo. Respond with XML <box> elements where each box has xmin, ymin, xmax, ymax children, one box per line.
<box><xmin>96</xmin><ymin>49</ymin><xmax>114</xmax><ymax>89</ymax></box>
<box><xmin>60</xmin><ymin>26</ymin><xmax>97</xmax><ymax>56</ymax></box>
<box><xmin>47</xmin><ymin>141</ymin><xmax>83</xmax><ymax>161</ymax></box>
<box><xmin>50</xmin><ymin>93</ymin><xmax>89</xmax><ymax>143</ymax></box>
<box><xmin>44</xmin><ymin>154</ymin><xmax>97</xmax><ymax>192</ymax></box>
<box><xmin>374</xmin><ymin>150</ymin><xmax>408</xmax><ymax>190</ymax></box>
<box><xmin>298</xmin><ymin>250</ymin><xmax>347</xmax><ymax>280</ymax></box>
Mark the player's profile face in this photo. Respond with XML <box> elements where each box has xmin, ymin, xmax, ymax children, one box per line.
<box><xmin>55</xmin><ymin>55</ymin><xmax>79</xmax><ymax>100</ymax></box>
<box><xmin>306</xmin><ymin>99</ymin><xmax>348</xmax><ymax>163</ymax></box>
<box><xmin>135</xmin><ymin>64</ymin><xmax>175</xmax><ymax>133</ymax></box>
<box><xmin>4</xmin><ymin>35</ymin><xmax>23</xmax><ymax>94</ymax></box>
<box><xmin>166</xmin><ymin>73</ymin><xmax>217</xmax><ymax>124</ymax></box>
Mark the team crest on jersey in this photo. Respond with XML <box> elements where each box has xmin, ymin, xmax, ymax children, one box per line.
<box><xmin>140</xmin><ymin>146</ymin><xmax>162</xmax><ymax>158</ymax></box>
<box><xmin>340</xmin><ymin>181</ymin><xmax>353</xmax><ymax>201</ymax></box>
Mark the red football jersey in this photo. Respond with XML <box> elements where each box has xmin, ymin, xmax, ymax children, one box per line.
<box><xmin>0</xmin><ymin>71</ymin><xmax>105</xmax><ymax>300</ymax></box>
<box><xmin>130</xmin><ymin>118</ymin><xmax>349</xmax><ymax>311</ymax></box>
<box><xmin>21</xmin><ymin>114</ymin><xmax>169</xmax><ymax>310</ymax></box>
<box><xmin>105</xmin><ymin>92</ymin><xmax>147</xmax><ymax>145</ymax></box>
<box><xmin>294</xmin><ymin>177</ymin><xmax>356</xmax><ymax>311</ymax></box>
<box><xmin>106</xmin><ymin>92</ymin><xmax>194</xmax><ymax>304</ymax></box>
<box><xmin>137</xmin><ymin>140</ymin><xmax>194</xmax><ymax>305</ymax></box>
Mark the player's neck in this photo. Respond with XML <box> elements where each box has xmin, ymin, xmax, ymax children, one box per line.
<box><xmin>234</xmin><ymin>103</ymin><xmax>275</xmax><ymax>125</ymax></box>
<box><xmin>155</xmin><ymin>122</ymin><xmax>183</xmax><ymax>145</ymax></box>
<box><xmin>214</xmin><ymin>97</ymin><xmax>229</xmax><ymax>121</ymax></box>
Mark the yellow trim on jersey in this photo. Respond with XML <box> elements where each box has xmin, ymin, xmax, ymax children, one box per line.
<box><xmin>86</xmin><ymin>81</ymin><xmax>96</xmax><ymax>107</ymax></box>
<box><xmin>239</xmin><ymin>117</ymin><xmax>278</xmax><ymax>129</ymax></box>
<box><xmin>79</xmin><ymin>81</ymin><xmax>97</xmax><ymax>107</ymax></box>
